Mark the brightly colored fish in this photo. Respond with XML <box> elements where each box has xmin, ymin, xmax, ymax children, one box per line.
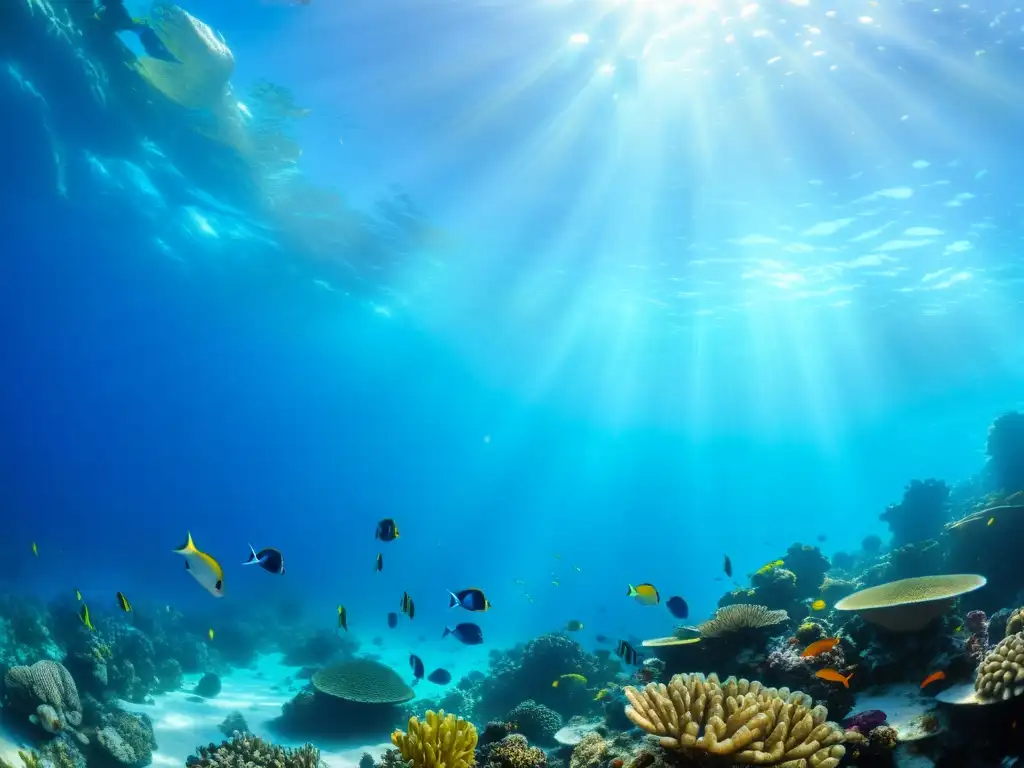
<box><xmin>173</xmin><ymin>532</ymin><xmax>225</xmax><ymax>598</ymax></box>
<box><xmin>801</xmin><ymin>637</ymin><xmax>840</xmax><ymax>658</ymax></box>
<box><xmin>811</xmin><ymin>599</ymin><xmax>827</xmax><ymax>611</ymax></box>
<box><xmin>920</xmin><ymin>670</ymin><xmax>946</xmax><ymax>689</ymax></box>
<box><xmin>815</xmin><ymin>669</ymin><xmax>853</xmax><ymax>688</ymax></box>
<box><xmin>627</xmin><ymin>583</ymin><xmax>660</xmax><ymax>606</ymax></box>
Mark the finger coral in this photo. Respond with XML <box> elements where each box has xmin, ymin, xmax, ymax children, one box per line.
<box><xmin>697</xmin><ymin>605</ymin><xmax>789</xmax><ymax>638</ymax></box>
<box><xmin>623</xmin><ymin>672</ymin><xmax>847</xmax><ymax>767</ymax></box>
<box><xmin>975</xmin><ymin>631</ymin><xmax>1024</xmax><ymax>702</ymax></box>
<box><xmin>391</xmin><ymin>710</ymin><xmax>478</xmax><ymax>768</ymax></box>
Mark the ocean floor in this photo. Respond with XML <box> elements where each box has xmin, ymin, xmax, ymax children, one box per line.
<box><xmin>0</xmin><ymin>646</ymin><xmax>492</xmax><ymax>768</ymax></box>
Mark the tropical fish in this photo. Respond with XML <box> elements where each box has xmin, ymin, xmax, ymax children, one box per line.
<box><xmin>551</xmin><ymin>579</ymin><xmax>560</xmax><ymax>587</ymax></box>
<box><xmin>815</xmin><ymin>669</ymin><xmax>853</xmax><ymax>688</ymax></box>
<box><xmin>920</xmin><ymin>670</ymin><xmax>946</xmax><ymax>689</ymax></box>
<box><xmin>400</xmin><ymin>592</ymin><xmax>415</xmax><ymax>619</ymax></box>
<box><xmin>243</xmin><ymin>544</ymin><xmax>285</xmax><ymax>575</ymax></box>
<box><xmin>376</xmin><ymin>519</ymin><xmax>400</xmax><ymax>541</ymax></box>
<box><xmin>387</xmin><ymin>612</ymin><xmax>398</xmax><ymax>629</ymax></box>
<box><xmin>173</xmin><ymin>532</ymin><xmax>225</xmax><ymax>598</ymax></box>
<box><xmin>208</xmin><ymin>628</ymin><xmax>214</xmax><ymax>641</ymax></box>
<box><xmin>666</xmin><ymin>596</ymin><xmax>689</xmax><ymax>619</ymax></box>
<box><xmin>409</xmin><ymin>654</ymin><xmax>424</xmax><ymax>681</ymax></box>
<box><xmin>524</xmin><ymin>593</ymin><xmax>535</xmax><ymax>603</ymax></box>
<box><xmin>987</xmin><ymin>517</ymin><xmax>996</xmax><ymax>526</ymax></box>
<box><xmin>801</xmin><ymin>637</ymin><xmax>840</xmax><ymax>658</ymax></box>
<box><xmin>448</xmin><ymin>588</ymin><xmax>490</xmax><ymax>612</ymax></box>
<box><xmin>75</xmin><ymin>589</ymin><xmax>82</xmax><ymax>602</ymax></box>
<box><xmin>616</xmin><ymin>640</ymin><xmax>639</xmax><ymax>665</ymax></box>
<box><xmin>31</xmin><ymin>542</ymin><xmax>38</xmax><ymax>557</ymax></box>
<box><xmin>442</xmin><ymin>623</ymin><xmax>484</xmax><ymax>645</ymax></box>
<box><xmin>627</xmin><ymin>583</ymin><xmax>660</xmax><ymax>606</ymax></box>
<box><xmin>337</xmin><ymin>605</ymin><xmax>348</xmax><ymax>632</ymax></box>
<box><xmin>427</xmin><ymin>668</ymin><xmax>452</xmax><ymax>685</ymax></box>
<box><xmin>723</xmin><ymin>555</ymin><xmax>733</xmax><ymax>578</ymax></box>
<box><xmin>566</xmin><ymin>620</ymin><xmax>584</xmax><ymax>631</ymax></box>
<box><xmin>80</xmin><ymin>604</ymin><xmax>95</xmax><ymax>631</ymax></box>
<box><xmin>116</xmin><ymin>592</ymin><xmax>132</xmax><ymax>612</ymax></box>
<box><xmin>594</xmin><ymin>689</ymin><xmax>610</xmax><ymax>700</ymax></box>
<box><xmin>572</xmin><ymin>565</ymin><xmax>582</xmax><ymax>572</ymax></box>
<box><xmin>374</xmin><ymin>553</ymin><xmax>383</xmax><ymax>572</ymax></box>
<box><xmin>811</xmin><ymin>599</ymin><xmax>827</xmax><ymax>611</ymax></box>
<box><xmin>552</xmin><ymin>673</ymin><xmax>587</xmax><ymax>687</ymax></box>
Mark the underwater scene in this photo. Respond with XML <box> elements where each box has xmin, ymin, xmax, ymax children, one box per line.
<box><xmin>3</xmin><ymin>0</ymin><xmax>1024</xmax><ymax>767</ymax></box>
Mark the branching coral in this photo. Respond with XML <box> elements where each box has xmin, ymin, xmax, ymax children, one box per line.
<box><xmin>623</xmin><ymin>672</ymin><xmax>847</xmax><ymax>767</ymax></box>
<box><xmin>477</xmin><ymin>735</ymin><xmax>546</xmax><ymax>768</ymax></box>
<box><xmin>697</xmin><ymin>605</ymin><xmax>789</xmax><ymax>638</ymax></box>
<box><xmin>391</xmin><ymin>710</ymin><xmax>477</xmax><ymax>768</ymax></box>
<box><xmin>187</xmin><ymin>733</ymin><xmax>323</xmax><ymax>768</ymax></box>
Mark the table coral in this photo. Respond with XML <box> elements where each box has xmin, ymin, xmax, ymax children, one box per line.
<box><xmin>623</xmin><ymin>672</ymin><xmax>847</xmax><ymax>767</ymax></box>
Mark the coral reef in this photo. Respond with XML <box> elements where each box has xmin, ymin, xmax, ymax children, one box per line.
<box><xmin>95</xmin><ymin>709</ymin><xmax>156</xmax><ymax>767</ymax></box>
<box><xmin>965</xmin><ymin>610</ymin><xmax>990</xmax><ymax>665</ymax></box>
<box><xmin>568</xmin><ymin>732</ymin><xmax>607</xmax><ymax>768</ymax></box>
<box><xmin>974</xmin><ymin>631</ymin><xmax>1024</xmax><ymax>702</ymax></box>
<box><xmin>782</xmin><ymin>544</ymin><xmax>831</xmax><ymax>599</ymax></box>
<box><xmin>186</xmin><ymin>733</ymin><xmax>322</xmax><ymax>768</ymax></box>
<box><xmin>986</xmin><ymin>411</ymin><xmax>1024</xmax><ymax>493</ymax></box>
<box><xmin>194</xmin><ymin>673</ymin><xmax>222</xmax><ymax>698</ymax></box>
<box><xmin>623</xmin><ymin>672</ymin><xmax>847</xmax><ymax>766</ymax></box>
<box><xmin>391</xmin><ymin>710</ymin><xmax>477</xmax><ymax>768</ymax></box>
<box><xmin>219</xmin><ymin>711</ymin><xmax>250</xmax><ymax>737</ymax></box>
<box><xmin>697</xmin><ymin>605</ymin><xmax>789</xmax><ymax>638</ymax></box>
<box><xmin>504</xmin><ymin>700</ymin><xmax>562</xmax><ymax>746</ymax></box>
<box><xmin>835</xmin><ymin>574</ymin><xmax>986</xmax><ymax>632</ymax></box>
<box><xmin>280</xmin><ymin>629</ymin><xmax>358</xmax><ymax>667</ymax></box>
<box><xmin>881</xmin><ymin>479</ymin><xmax>951</xmax><ymax>547</ymax></box>
<box><xmin>5</xmin><ymin>660</ymin><xmax>85</xmax><ymax>737</ymax></box>
<box><xmin>476</xmin><ymin>735</ymin><xmax>546</xmax><ymax>768</ymax></box>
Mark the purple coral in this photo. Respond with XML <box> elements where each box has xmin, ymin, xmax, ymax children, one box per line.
<box><xmin>843</xmin><ymin>710</ymin><xmax>887</xmax><ymax>733</ymax></box>
<box><xmin>965</xmin><ymin>610</ymin><xmax>990</xmax><ymax>664</ymax></box>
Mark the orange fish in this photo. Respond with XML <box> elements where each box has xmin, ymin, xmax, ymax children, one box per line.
<box><xmin>815</xmin><ymin>668</ymin><xmax>853</xmax><ymax>687</ymax></box>
<box><xmin>920</xmin><ymin>671</ymin><xmax>946</xmax><ymax>689</ymax></box>
<box><xmin>801</xmin><ymin>637</ymin><xmax>840</xmax><ymax>658</ymax></box>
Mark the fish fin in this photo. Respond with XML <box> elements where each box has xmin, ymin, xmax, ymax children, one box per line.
<box><xmin>243</xmin><ymin>543</ymin><xmax>259</xmax><ymax>564</ymax></box>
<box><xmin>448</xmin><ymin>591</ymin><xmax>460</xmax><ymax>609</ymax></box>
<box><xmin>441</xmin><ymin>626</ymin><xmax>451</xmax><ymax>639</ymax></box>
<box><xmin>626</xmin><ymin>584</ymin><xmax>635</xmax><ymax>596</ymax></box>
<box><xmin>174</xmin><ymin>532</ymin><xmax>196</xmax><ymax>554</ymax></box>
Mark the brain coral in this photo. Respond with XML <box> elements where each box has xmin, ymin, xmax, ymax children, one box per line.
<box><xmin>311</xmin><ymin>659</ymin><xmax>415</xmax><ymax>704</ymax></box>
<box><xmin>5</xmin><ymin>660</ymin><xmax>83</xmax><ymax>730</ymax></box>
<box><xmin>624</xmin><ymin>672</ymin><xmax>846</xmax><ymax>767</ymax></box>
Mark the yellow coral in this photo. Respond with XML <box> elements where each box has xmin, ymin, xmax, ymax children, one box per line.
<box><xmin>624</xmin><ymin>672</ymin><xmax>847</xmax><ymax>767</ymax></box>
<box><xmin>391</xmin><ymin>710</ymin><xmax>477</xmax><ymax>768</ymax></box>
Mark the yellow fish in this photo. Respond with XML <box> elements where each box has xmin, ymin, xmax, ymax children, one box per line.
<box><xmin>173</xmin><ymin>532</ymin><xmax>225</xmax><ymax>598</ymax></box>
<box><xmin>552</xmin><ymin>673</ymin><xmax>588</xmax><ymax>687</ymax></box>
<box><xmin>988</xmin><ymin>517</ymin><xmax>996</xmax><ymax>526</ymax></box>
<box><xmin>116</xmin><ymin>592</ymin><xmax>132</xmax><ymax>612</ymax></box>
<box><xmin>338</xmin><ymin>605</ymin><xmax>348</xmax><ymax>632</ymax></box>
<box><xmin>79</xmin><ymin>604</ymin><xmax>95</xmax><ymax>631</ymax></box>
<box><xmin>627</xmin><ymin>583</ymin><xmax>660</xmax><ymax>606</ymax></box>
<box><xmin>594</xmin><ymin>689</ymin><xmax>609</xmax><ymax>700</ymax></box>
<box><xmin>208</xmin><ymin>628</ymin><xmax>214</xmax><ymax>641</ymax></box>
<box><xmin>75</xmin><ymin>589</ymin><xmax>82</xmax><ymax>602</ymax></box>
<box><xmin>811</xmin><ymin>599</ymin><xmax>826</xmax><ymax>611</ymax></box>
<box><xmin>31</xmin><ymin>542</ymin><xmax>38</xmax><ymax>557</ymax></box>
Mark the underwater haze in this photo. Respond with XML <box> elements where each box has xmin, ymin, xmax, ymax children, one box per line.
<box><xmin>3</xmin><ymin>0</ymin><xmax>1024</xmax><ymax>767</ymax></box>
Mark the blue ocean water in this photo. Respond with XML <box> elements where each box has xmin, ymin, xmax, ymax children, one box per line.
<box><xmin>2</xmin><ymin>0</ymin><xmax>1024</xmax><ymax>761</ymax></box>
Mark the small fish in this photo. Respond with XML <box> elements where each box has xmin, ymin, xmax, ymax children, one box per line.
<box><xmin>953</xmin><ymin>624</ymin><xmax>964</xmax><ymax>634</ymax></box>
<box><xmin>80</xmin><ymin>604</ymin><xmax>95</xmax><ymax>631</ymax></box>
<box><xmin>375</xmin><ymin>518</ymin><xmax>400</xmax><ymax>541</ymax></box>
<box><xmin>554</xmin><ymin>554</ymin><xmax>562</xmax><ymax>560</ymax></box>
<box><xmin>427</xmin><ymin>668</ymin><xmax>452</xmax><ymax>685</ymax></box>
<box><xmin>987</xmin><ymin>517</ymin><xmax>996</xmax><ymax>526</ymax></box>
<box><xmin>116</xmin><ymin>592</ymin><xmax>132</xmax><ymax>612</ymax></box>
<box><xmin>921</xmin><ymin>670</ymin><xmax>946</xmax><ymax>689</ymax></box>
<box><xmin>666</xmin><ymin>596</ymin><xmax>689</xmax><ymax>619</ymax></box>
<box><xmin>243</xmin><ymin>544</ymin><xmax>285</xmax><ymax>575</ymax></box>
<box><xmin>551</xmin><ymin>579</ymin><xmax>561</xmax><ymax>587</ymax></box>
<box><xmin>616</xmin><ymin>640</ymin><xmax>639</xmax><ymax>666</ymax></box>
<box><xmin>513</xmin><ymin>579</ymin><xmax>526</xmax><ymax>586</ymax></box>
<box><xmin>337</xmin><ymin>605</ymin><xmax>348</xmax><ymax>632</ymax></box>
<box><xmin>387</xmin><ymin>612</ymin><xmax>398</xmax><ymax>629</ymax></box>
<box><xmin>32</xmin><ymin>542</ymin><xmax>38</xmax><ymax>557</ymax></box>
<box><xmin>75</xmin><ymin>589</ymin><xmax>82</xmax><ymax>602</ymax></box>
<box><xmin>566</xmin><ymin>620</ymin><xmax>584</xmax><ymax>631</ymax></box>
<box><xmin>552</xmin><ymin>673</ymin><xmax>588</xmax><ymax>687</ymax></box>
<box><xmin>208</xmin><ymin>628</ymin><xmax>214</xmax><ymax>641</ymax></box>
<box><xmin>409</xmin><ymin>654</ymin><xmax>424</xmax><ymax>681</ymax></box>
<box><xmin>173</xmin><ymin>532</ymin><xmax>225</xmax><ymax>598</ymax></box>
<box><xmin>442</xmin><ymin>623</ymin><xmax>484</xmax><ymax>645</ymax></box>
<box><xmin>801</xmin><ymin>637</ymin><xmax>840</xmax><ymax>658</ymax></box>
<box><xmin>448</xmin><ymin>588</ymin><xmax>490</xmax><ymax>612</ymax></box>
<box><xmin>524</xmin><ymin>594</ymin><xmax>535</xmax><ymax>603</ymax></box>
<box><xmin>811</xmin><ymin>599</ymin><xmax>827</xmax><ymax>611</ymax></box>
<box><xmin>374</xmin><ymin>553</ymin><xmax>383</xmax><ymax>572</ymax></box>
<box><xmin>572</xmin><ymin>565</ymin><xmax>582</xmax><ymax>572</ymax></box>
<box><xmin>627</xmin><ymin>583</ymin><xmax>660</xmax><ymax>606</ymax></box>
<box><xmin>724</xmin><ymin>555</ymin><xmax>732</xmax><ymax>578</ymax></box>
<box><xmin>594</xmin><ymin>689</ymin><xmax>610</xmax><ymax>700</ymax></box>
<box><xmin>815</xmin><ymin>668</ymin><xmax>853</xmax><ymax>688</ymax></box>
<box><xmin>400</xmin><ymin>591</ymin><xmax>415</xmax><ymax>619</ymax></box>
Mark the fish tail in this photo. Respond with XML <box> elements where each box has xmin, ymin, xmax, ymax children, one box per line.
<box><xmin>441</xmin><ymin>626</ymin><xmax>451</xmax><ymax>639</ymax></box>
<box><xmin>173</xmin><ymin>532</ymin><xmax>196</xmax><ymax>554</ymax></box>
<box><xmin>626</xmin><ymin>584</ymin><xmax>634</xmax><ymax>596</ymax></box>
<box><xmin>843</xmin><ymin>673</ymin><xmax>853</xmax><ymax>688</ymax></box>
<box><xmin>242</xmin><ymin>543</ymin><xmax>258</xmax><ymax>564</ymax></box>
<box><xmin>448</xmin><ymin>591</ymin><xmax>460</xmax><ymax>609</ymax></box>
